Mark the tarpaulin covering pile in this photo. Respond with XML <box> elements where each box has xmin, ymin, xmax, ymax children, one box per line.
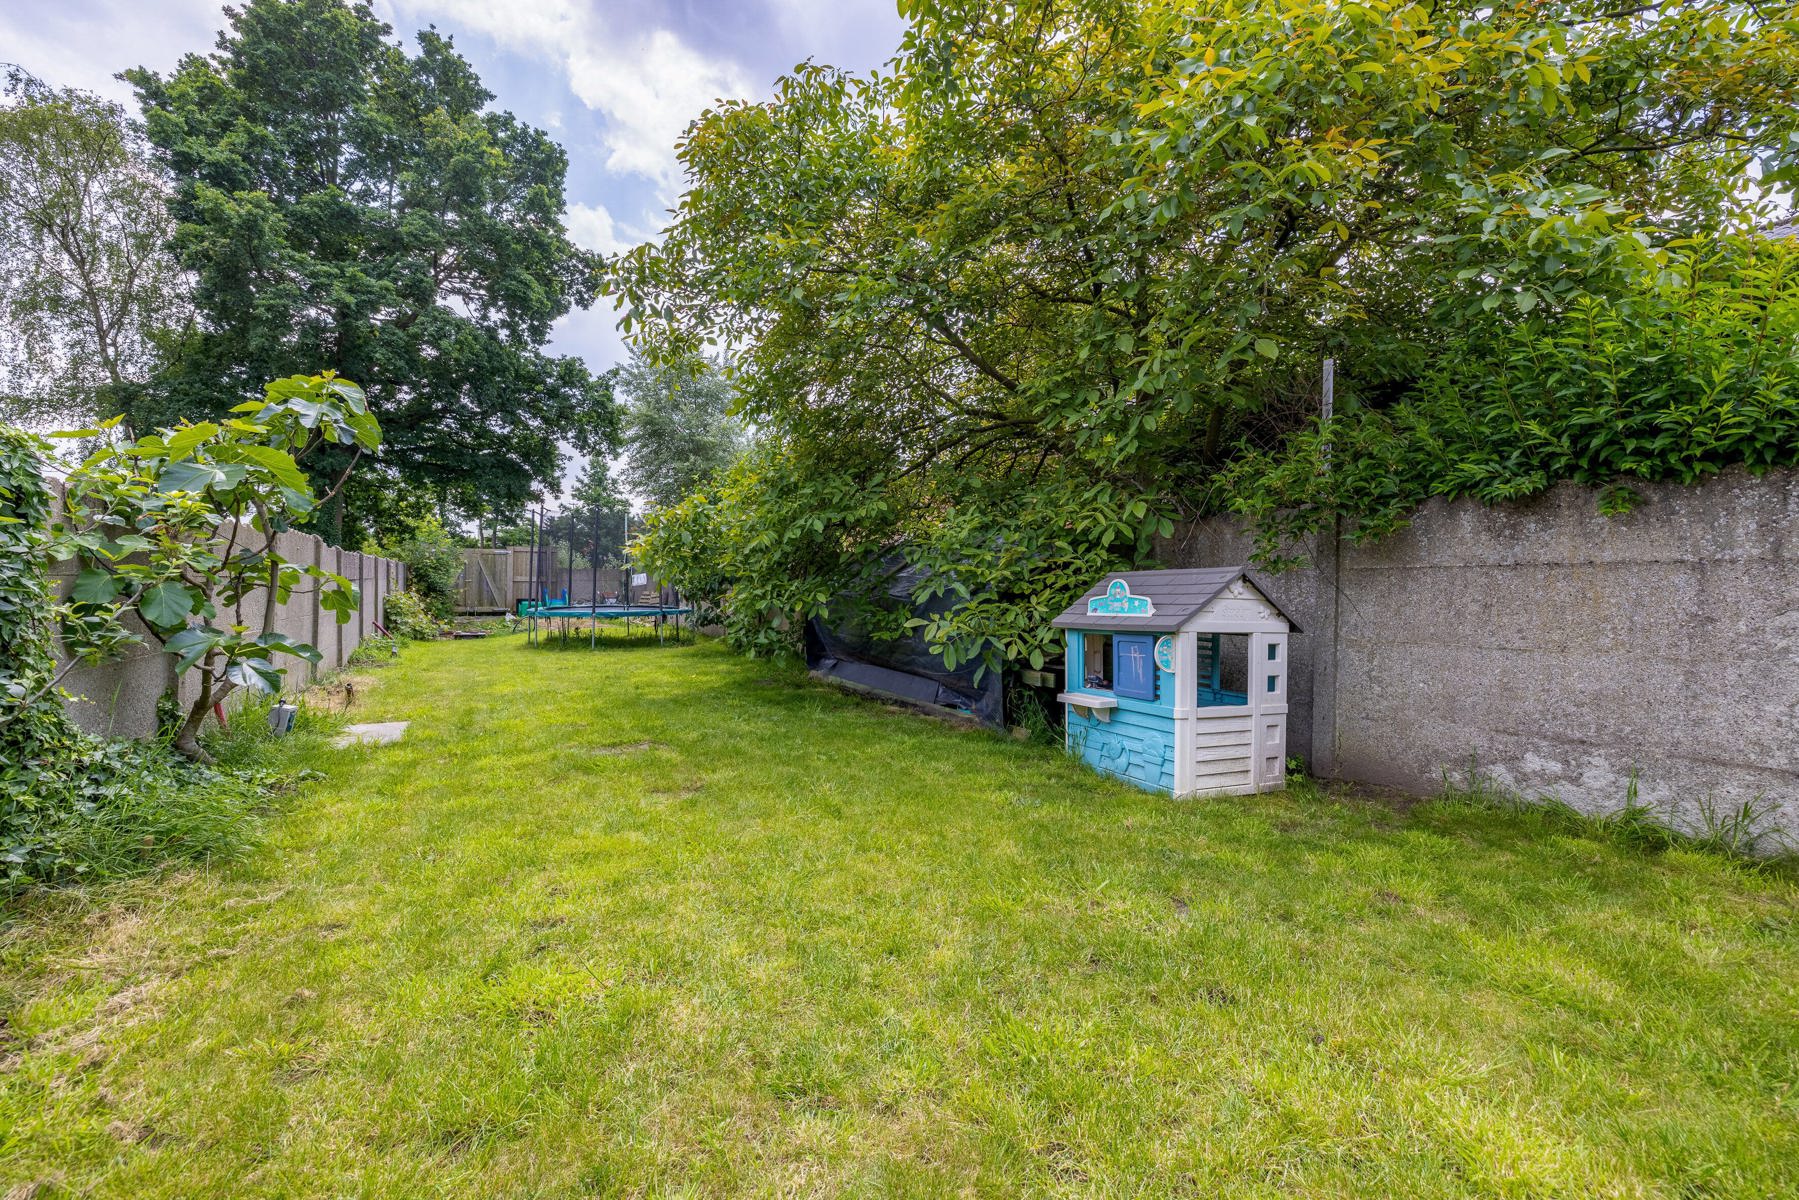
<box><xmin>803</xmin><ymin>557</ymin><xmax>1003</xmax><ymax>727</ymax></box>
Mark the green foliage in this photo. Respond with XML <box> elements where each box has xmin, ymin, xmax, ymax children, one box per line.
<box><xmin>381</xmin><ymin>590</ymin><xmax>442</xmax><ymax>642</ymax></box>
<box><xmin>635</xmin><ymin>444</ymin><xmax>1141</xmax><ymax>676</ymax></box>
<box><xmin>0</xmin><ymin>425</ymin><xmax>288</xmax><ymax>894</ymax></box>
<box><xmin>3</xmin><ymin>737</ymin><xmax>293</xmax><ymax>897</ymax></box>
<box><xmin>1441</xmin><ymin>759</ymin><xmax>1792</xmax><ymax>863</ymax></box>
<box><xmin>0</xmin><ymin>67</ymin><xmax>188</xmax><ymax>427</ymax></box>
<box><xmin>0</xmin><ymin>426</ymin><xmax>78</xmax><ymax>775</ymax></box>
<box><xmin>348</xmin><ymin>633</ymin><xmax>401</xmax><ymax>664</ymax></box>
<box><xmin>634</xmin><ymin>441</ymin><xmax>902</xmax><ymax>658</ymax></box>
<box><xmin>1220</xmin><ymin>236</ymin><xmax>1799</xmax><ymax>563</ymax></box>
<box><xmin>614</xmin><ymin>0</ymin><xmax>1799</xmax><ymax>676</ymax></box>
<box><xmin>380</xmin><ymin>515</ymin><xmax>463</xmax><ymax>622</ymax></box>
<box><xmin>52</xmin><ymin>372</ymin><xmax>378</xmax><ymax>759</ymax></box>
<box><xmin>124</xmin><ymin>0</ymin><xmax>617</xmax><ymax>539</ymax></box>
<box><xmin>566</xmin><ymin>456</ymin><xmax>630</xmax><ymax>568</ymax></box>
<box><xmin>618</xmin><ymin>352</ymin><xmax>745</xmax><ymax>511</ymax></box>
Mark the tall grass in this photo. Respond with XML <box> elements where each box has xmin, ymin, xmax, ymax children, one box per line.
<box><xmin>1438</xmin><ymin>757</ymin><xmax>1794</xmax><ymax>871</ymax></box>
<box><xmin>2</xmin><ymin>693</ymin><xmax>340</xmax><ymax>901</ymax></box>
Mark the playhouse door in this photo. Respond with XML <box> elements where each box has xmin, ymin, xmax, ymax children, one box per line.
<box><xmin>1248</xmin><ymin>633</ymin><xmax>1289</xmax><ymax>790</ymax></box>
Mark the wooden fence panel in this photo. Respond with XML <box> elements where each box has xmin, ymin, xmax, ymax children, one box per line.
<box><xmin>455</xmin><ymin>547</ymin><xmax>529</xmax><ymax>612</ymax></box>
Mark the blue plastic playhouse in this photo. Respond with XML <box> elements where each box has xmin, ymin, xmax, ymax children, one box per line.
<box><xmin>1051</xmin><ymin>567</ymin><xmax>1298</xmax><ymax>797</ymax></box>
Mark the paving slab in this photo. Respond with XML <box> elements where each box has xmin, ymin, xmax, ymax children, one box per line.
<box><xmin>333</xmin><ymin>721</ymin><xmax>409</xmax><ymax>748</ymax></box>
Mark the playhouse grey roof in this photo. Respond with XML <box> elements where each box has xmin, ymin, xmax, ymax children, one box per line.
<box><xmin>1049</xmin><ymin>567</ymin><xmax>1300</xmax><ymax>633</ymax></box>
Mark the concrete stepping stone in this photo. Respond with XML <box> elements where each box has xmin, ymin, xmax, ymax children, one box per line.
<box><xmin>333</xmin><ymin>721</ymin><xmax>410</xmax><ymax>748</ymax></box>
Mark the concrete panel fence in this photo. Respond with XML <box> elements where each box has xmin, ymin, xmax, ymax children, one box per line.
<box><xmin>47</xmin><ymin>484</ymin><xmax>405</xmax><ymax>740</ymax></box>
<box><xmin>1161</xmin><ymin>466</ymin><xmax>1799</xmax><ymax>839</ymax></box>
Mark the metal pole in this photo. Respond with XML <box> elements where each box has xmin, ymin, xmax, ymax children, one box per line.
<box><xmin>525</xmin><ymin>507</ymin><xmax>538</xmax><ymax>644</ymax></box>
<box><xmin>1321</xmin><ymin>357</ymin><xmax>1335</xmax><ymax>471</ymax></box>
<box><xmin>589</xmin><ymin>506</ymin><xmax>599</xmax><ymax>647</ymax></box>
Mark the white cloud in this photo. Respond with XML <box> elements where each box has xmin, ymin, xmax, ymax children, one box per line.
<box><xmin>0</xmin><ymin>0</ymin><xmax>222</xmax><ymax>104</ymax></box>
<box><xmin>765</xmin><ymin>0</ymin><xmax>906</xmax><ymax>66</ymax></box>
<box><xmin>563</xmin><ymin>27</ymin><xmax>748</xmax><ymax>188</ymax></box>
<box><xmin>563</xmin><ymin>201</ymin><xmax>633</xmax><ymax>257</ymax></box>
<box><xmin>387</xmin><ymin>0</ymin><xmax>750</xmax><ymax>194</ymax></box>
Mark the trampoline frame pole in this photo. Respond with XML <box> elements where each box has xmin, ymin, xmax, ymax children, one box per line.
<box><xmin>525</xmin><ymin>507</ymin><xmax>539</xmax><ymax>645</ymax></box>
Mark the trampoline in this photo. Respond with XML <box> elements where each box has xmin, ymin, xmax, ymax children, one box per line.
<box><xmin>522</xmin><ymin>597</ymin><xmax>693</xmax><ymax>646</ymax></box>
<box><xmin>519</xmin><ymin>504</ymin><xmax>696</xmax><ymax>648</ymax></box>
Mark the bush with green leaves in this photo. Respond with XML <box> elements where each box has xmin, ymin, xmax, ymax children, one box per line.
<box><xmin>0</xmin><ymin>425</ymin><xmax>290</xmax><ymax>893</ymax></box>
<box><xmin>382</xmin><ymin>515</ymin><xmax>464</xmax><ymax>622</ymax></box>
<box><xmin>48</xmin><ymin>372</ymin><xmax>379</xmax><ymax>760</ymax></box>
<box><xmin>634</xmin><ymin>442</ymin><xmax>1142</xmax><ymax>676</ymax></box>
<box><xmin>382</xmin><ymin>589</ymin><xmax>443</xmax><ymax>642</ymax></box>
<box><xmin>1219</xmin><ymin>236</ymin><xmax>1799</xmax><ymax>563</ymax></box>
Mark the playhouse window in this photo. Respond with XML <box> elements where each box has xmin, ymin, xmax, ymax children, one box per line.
<box><xmin>1082</xmin><ymin>633</ymin><xmax>1113</xmax><ymax>690</ymax></box>
<box><xmin>1196</xmin><ymin>633</ymin><xmax>1250</xmax><ymax>707</ymax></box>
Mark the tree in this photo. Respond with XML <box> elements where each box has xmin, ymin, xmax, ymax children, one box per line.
<box><xmin>49</xmin><ymin>373</ymin><xmax>377</xmax><ymax>760</ymax></box>
<box><xmin>0</xmin><ymin>67</ymin><xmax>189</xmax><ymax>428</ymax></box>
<box><xmin>617</xmin><ymin>351</ymin><xmax>744</xmax><ymax>511</ymax></box>
<box><xmin>125</xmin><ymin>0</ymin><xmax>617</xmax><ymax>542</ymax></box>
<box><xmin>568</xmin><ymin>455</ymin><xmax>631</xmax><ymax>567</ymax></box>
<box><xmin>617</xmin><ymin>0</ymin><xmax>1799</xmax><ymax>675</ymax></box>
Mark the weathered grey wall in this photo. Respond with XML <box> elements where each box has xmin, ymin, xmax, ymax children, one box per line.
<box><xmin>49</xmin><ymin>497</ymin><xmax>405</xmax><ymax>740</ymax></box>
<box><xmin>1162</xmin><ymin>467</ymin><xmax>1799</xmax><ymax>837</ymax></box>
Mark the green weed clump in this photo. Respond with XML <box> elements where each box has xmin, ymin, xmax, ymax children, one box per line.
<box><xmin>1</xmin><ymin>738</ymin><xmax>296</xmax><ymax>897</ymax></box>
<box><xmin>0</xmin><ymin>424</ymin><xmax>315</xmax><ymax>899</ymax></box>
<box><xmin>1436</xmin><ymin>759</ymin><xmax>1794</xmax><ymax>870</ymax></box>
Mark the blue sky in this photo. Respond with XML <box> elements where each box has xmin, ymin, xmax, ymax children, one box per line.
<box><xmin>0</xmin><ymin>0</ymin><xmax>907</xmax><ymax>380</ymax></box>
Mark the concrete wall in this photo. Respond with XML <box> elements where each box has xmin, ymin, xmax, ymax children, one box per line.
<box><xmin>49</xmin><ymin>501</ymin><xmax>405</xmax><ymax>740</ymax></box>
<box><xmin>1161</xmin><ymin>467</ymin><xmax>1799</xmax><ymax>838</ymax></box>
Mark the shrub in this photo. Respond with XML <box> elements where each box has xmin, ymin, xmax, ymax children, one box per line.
<box><xmin>50</xmin><ymin>373</ymin><xmax>378</xmax><ymax>759</ymax></box>
<box><xmin>383</xmin><ymin>590</ymin><xmax>443</xmax><ymax>641</ymax></box>
<box><xmin>387</xmin><ymin>515</ymin><xmax>463</xmax><ymax>622</ymax></box>
<box><xmin>0</xmin><ymin>425</ymin><xmax>296</xmax><ymax>895</ymax></box>
<box><xmin>1220</xmin><ymin>236</ymin><xmax>1799</xmax><ymax>563</ymax></box>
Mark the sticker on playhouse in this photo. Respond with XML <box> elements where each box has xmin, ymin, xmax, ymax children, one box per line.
<box><xmin>1087</xmin><ymin>579</ymin><xmax>1154</xmax><ymax>617</ymax></box>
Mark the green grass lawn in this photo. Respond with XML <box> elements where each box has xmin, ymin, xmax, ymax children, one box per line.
<box><xmin>3</xmin><ymin>634</ymin><xmax>1797</xmax><ymax>1198</ymax></box>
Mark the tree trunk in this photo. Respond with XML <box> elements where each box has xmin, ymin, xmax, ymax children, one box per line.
<box><xmin>171</xmin><ymin>671</ymin><xmax>228</xmax><ymax>764</ymax></box>
<box><xmin>172</xmin><ymin>699</ymin><xmax>215</xmax><ymax>764</ymax></box>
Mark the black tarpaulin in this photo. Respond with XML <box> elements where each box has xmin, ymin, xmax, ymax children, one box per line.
<box><xmin>803</xmin><ymin>557</ymin><xmax>1004</xmax><ymax>727</ymax></box>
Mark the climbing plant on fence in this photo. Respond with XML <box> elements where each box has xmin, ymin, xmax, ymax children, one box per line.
<box><xmin>0</xmin><ymin>426</ymin><xmax>81</xmax><ymax>775</ymax></box>
<box><xmin>50</xmin><ymin>372</ymin><xmax>381</xmax><ymax>760</ymax></box>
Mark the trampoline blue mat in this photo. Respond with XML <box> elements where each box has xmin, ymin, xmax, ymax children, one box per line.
<box><xmin>525</xmin><ymin>606</ymin><xmax>692</xmax><ymax>619</ymax></box>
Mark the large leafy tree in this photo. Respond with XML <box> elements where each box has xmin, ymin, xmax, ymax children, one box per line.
<box><xmin>0</xmin><ymin>68</ymin><xmax>189</xmax><ymax>428</ymax></box>
<box><xmin>617</xmin><ymin>351</ymin><xmax>745</xmax><ymax>511</ymax></box>
<box><xmin>126</xmin><ymin>0</ymin><xmax>617</xmax><ymax>542</ymax></box>
<box><xmin>618</xmin><ymin>0</ymin><xmax>1799</xmax><ymax>674</ymax></box>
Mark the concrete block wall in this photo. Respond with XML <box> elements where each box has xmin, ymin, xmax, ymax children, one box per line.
<box><xmin>50</xmin><ymin>503</ymin><xmax>405</xmax><ymax>740</ymax></box>
<box><xmin>1162</xmin><ymin>467</ymin><xmax>1799</xmax><ymax>837</ymax></box>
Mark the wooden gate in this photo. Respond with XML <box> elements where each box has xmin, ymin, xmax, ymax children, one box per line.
<box><xmin>455</xmin><ymin>547</ymin><xmax>532</xmax><ymax>613</ymax></box>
